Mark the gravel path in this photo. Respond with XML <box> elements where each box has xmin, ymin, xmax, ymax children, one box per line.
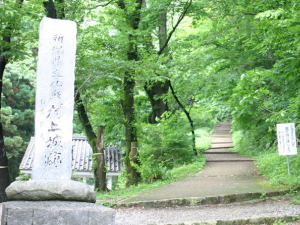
<box><xmin>116</xmin><ymin>199</ymin><xmax>300</xmax><ymax>225</ymax></box>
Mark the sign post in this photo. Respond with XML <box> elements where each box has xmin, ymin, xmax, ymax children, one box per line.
<box><xmin>276</xmin><ymin>123</ymin><xmax>298</xmax><ymax>176</ymax></box>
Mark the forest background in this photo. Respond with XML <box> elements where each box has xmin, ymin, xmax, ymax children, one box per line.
<box><xmin>0</xmin><ymin>0</ymin><xmax>299</xmax><ymax>202</ymax></box>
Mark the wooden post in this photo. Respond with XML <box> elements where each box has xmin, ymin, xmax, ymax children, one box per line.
<box><xmin>94</xmin><ymin>126</ymin><xmax>107</xmax><ymax>192</ymax></box>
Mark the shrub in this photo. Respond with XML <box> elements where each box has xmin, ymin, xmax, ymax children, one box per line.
<box><xmin>138</xmin><ymin>112</ymin><xmax>194</xmax><ymax>182</ymax></box>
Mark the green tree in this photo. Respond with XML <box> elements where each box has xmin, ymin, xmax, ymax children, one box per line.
<box><xmin>0</xmin><ymin>0</ymin><xmax>26</xmax><ymax>202</ymax></box>
<box><xmin>2</xmin><ymin>70</ymin><xmax>35</xmax><ymax>182</ymax></box>
<box><xmin>177</xmin><ymin>0</ymin><xmax>300</xmax><ymax>155</ymax></box>
<box><xmin>115</xmin><ymin>0</ymin><xmax>143</xmax><ymax>186</ymax></box>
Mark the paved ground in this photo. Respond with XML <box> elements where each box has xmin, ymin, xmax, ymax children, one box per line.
<box><xmin>116</xmin><ymin>199</ymin><xmax>300</xmax><ymax>225</ymax></box>
<box><xmin>115</xmin><ymin>122</ymin><xmax>298</xmax><ymax>224</ymax></box>
<box><xmin>120</xmin><ymin>122</ymin><xmax>286</xmax><ymax>204</ymax></box>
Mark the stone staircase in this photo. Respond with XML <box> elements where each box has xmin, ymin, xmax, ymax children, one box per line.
<box><xmin>204</xmin><ymin>122</ymin><xmax>255</xmax><ymax>162</ymax></box>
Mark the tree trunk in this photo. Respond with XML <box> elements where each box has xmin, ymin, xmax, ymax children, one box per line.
<box><xmin>75</xmin><ymin>91</ymin><xmax>107</xmax><ymax>191</ymax></box>
<box><xmin>0</xmin><ymin>137</ymin><xmax>9</xmax><ymax>203</ymax></box>
<box><xmin>0</xmin><ymin>55</ymin><xmax>9</xmax><ymax>203</ymax></box>
<box><xmin>122</xmin><ymin>71</ymin><xmax>141</xmax><ymax>186</ymax></box>
<box><xmin>95</xmin><ymin>126</ymin><xmax>107</xmax><ymax>192</ymax></box>
<box><xmin>145</xmin><ymin>1</ymin><xmax>193</xmax><ymax>122</ymax></box>
<box><xmin>43</xmin><ymin>0</ymin><xmax>57</xmax><ymax>18</ymax></box>
<box><xmin>144</xmin><ymin>81</ymin><xmax>169</xmax><ymax>123</ymax></box>
<box><xmin>75</xmin><ymin>91</ymin><xmax>97</xmax><ymax>149</ymax></box>
<box><xmin>144</xmin><ymin>11</ymin><xmax>170</xmax><ymax>123</ymax></box>
<box><xmin>118</xmin><ymin>0</ymin><xmax>142</xmax><ymax>186</ymax></box>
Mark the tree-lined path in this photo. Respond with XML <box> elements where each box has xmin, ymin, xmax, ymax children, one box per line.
<box><xmin>119</xmin><ymin>122</ymin><xmax>285</xmax><ymax>205</ymax></box>
<box><xmin>114</xmin><ymin>122</ymin><xmax>298</xmax><ymax>224</ymax></box>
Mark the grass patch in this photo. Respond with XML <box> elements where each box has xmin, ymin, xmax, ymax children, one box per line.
<box><xmin>96</xmin><ymin>155</ymin><xmax>206</xmax><ymax>206</ymax></box>
<box><xmin>232</xmin><ymin>130</ymin><xmax>300</xmax><ymax>189</ymax></box>
<box><xmin>256</xmin><ymin>152</ymin><xmax>300</xmax><ymax>187</ymax></box>
<box><xmin>195</xmin><ymin>127</ymin><xmax>212</xmax><ymax>151</ymax></box>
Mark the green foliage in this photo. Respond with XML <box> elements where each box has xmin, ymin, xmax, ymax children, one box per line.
<box><xmin>1</xmin><ymin>0</ymin><xmax>298</xmax><ymax>188</ymax></box>
<box><xmin>195</xmin><ymin>127</ymin><xmax>211</xmax><ymax>152</ymax></box>
<box><xmin>2</xmin><ymin>70</ymin><xmax>35</xmax><ymax>182</ymax></box>
<box><xmin>256</xmin><ymin>152</ymin><xmax>300</xmax><ymax>187</ymax></box>
<box><xmin>96</xmin><ymin>156</ymin><xmax>205</xmax><ymax>205</ymax></box>
<box><xmin>137</xmin><ymin>112</ymin><xmax>194</xmax><ymax>182</ymax></box>
<box><xmin>16</xmin><ymin>172</ymin><xmax>31</xmax><ymax>181</ymax></box>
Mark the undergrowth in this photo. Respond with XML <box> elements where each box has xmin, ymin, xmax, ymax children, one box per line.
<box><xmin>96</xmin><ymin>155</ymin><xmax>206</xmax><ymax>206</ymax></box>
<box><xmin>232</xmin><ymin>130</ymin><xmax>300</xmax><ymax>188</ymax></box>
<box><xmin>195</xmin><ymin>127</ymin><xmax>212</xmax><ymax>151</ymax></box>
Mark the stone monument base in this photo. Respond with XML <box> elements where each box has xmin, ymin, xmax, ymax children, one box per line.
<box><xmin>5</xmin><ymin>180</ymin><xmax>95</xmax><ymax>203</ymax></box>
<box><xmin>2</xmin><ymin>201</ymin><xmax>115</xmax><ymax>225</ymax></box>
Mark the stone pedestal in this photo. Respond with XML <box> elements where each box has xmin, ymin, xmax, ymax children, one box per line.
<box><xmin>5</xmin><ymin>180</ymin><xmax>95</xmax><ymax>203</ymax></box>
<box><xmin>0</xmin><ymin>204</ymin><xmax>5</xmax><ymax>225</ymax></box>
<box><xmin>2</xmin><ymin>201</ymin><xmax>115</xmax><ymax>225</ymax></box>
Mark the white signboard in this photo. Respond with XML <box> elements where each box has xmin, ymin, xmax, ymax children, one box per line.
<box><xmin>276</xmin><ymin>123</ymin><xmax>297</xmax><ymax>156</ymax></box>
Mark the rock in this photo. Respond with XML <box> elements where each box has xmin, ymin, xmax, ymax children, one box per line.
<box><xmin>5</xmin><ymin>180</ymin><xmax>96</xmax><ymax>203</ymax></box>
<box><xmin>3</xmin><ymin>201</ymin><xmax>115</xmax><ymax>225</ymax></box>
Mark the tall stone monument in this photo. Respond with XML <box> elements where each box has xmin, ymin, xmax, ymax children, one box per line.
<box><xmin>5</xmin><ymin>17</ymin><xmax>95</xmax><ymax>203</ymax></box>
<box><xmin>4</xmin><ymin>18</ymin><xmax>115</xmax><ymax>225</ymax></box>
<box><xmin>32</xmin><ymin>16</ymin><xmax>76</xmax><ymax>180</ymax></box>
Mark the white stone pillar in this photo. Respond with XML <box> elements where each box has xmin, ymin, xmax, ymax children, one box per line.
<box><xmin>6</xmin><ymin>17</ymin><xmax>95</xmax><ymax>203</ymax></box>
<box><xmin>32</xmin><ymin>17</ymin><xmax>77</xmax><ymax>180</ymax></box>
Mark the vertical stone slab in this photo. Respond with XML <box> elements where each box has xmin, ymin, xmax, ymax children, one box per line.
<box><xmin>0</xmin><ymin>204</ymin><xmax>5</xmax><ymax>225</ymax></box>
<box><xmin>32</xmin><ymin>17</ymin><xmax>77</xmax><ymax>180</ymax></box>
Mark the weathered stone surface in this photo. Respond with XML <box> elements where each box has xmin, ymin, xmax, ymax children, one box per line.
<box><xmin>3</xmin><ymin>201</ymin><xmax>115</xmax><ymax>225</ymax></box>
<box><xmin>5</xmin><ymin>208</ymin><xmax>33</xmax><ymax>225</ymax></box>
<box><xmin>34</xmin><ymin>209</ymin><xmax>59</xmax><ymax>225</ymax></box>
<box><xmin>89</xmin><ymin>209</ymin><xmax>116</xmax><ymax>225</ymax></box>
<box><xmin>0</xmin><ymin>204</ymin><xmax>5</xmax><ymax>225</ymax></box>
<box><xmin>33</xmin><ymin>17</ymin><xmax>77</xmax><ymax>180</ymax></box>
<box><xmin>58</xmin><ymin>210</ymin><xmax>89</xmax><ymax>225</ymax></box>
<box><xmin>5</xmin><ymin>180</ymin><xmax>96</xmax><ymax>203</ymax></box>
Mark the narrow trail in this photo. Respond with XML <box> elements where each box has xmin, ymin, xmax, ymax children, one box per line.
<box><xmin>115</xmin><ymin>122</ymin><xmax>298</xmax><ymax>225</ymax></box>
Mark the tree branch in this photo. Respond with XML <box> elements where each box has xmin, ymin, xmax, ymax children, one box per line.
<box><xmin>74</xmin><ymin>66</ymin><xmax>127</xmax><ymax>97</ymax></box>
<box><xmin>86</xmin><ymin>1</ymin><xmax>113</xmax><ymax>10</ymax></box>
<box><xmin>158</xmin><ymin>0</ymin><xmax>193</xmax><ymax>55</ymax></box>
<box><xmin>169</xmin><ymin>80</ymin><xmax>197</xmax><ymax>155</ymax></box>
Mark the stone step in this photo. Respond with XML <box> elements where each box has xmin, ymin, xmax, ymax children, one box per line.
<box><xmin>211</xmin><ymin>143</ymin><xmax>234</xmax><ymax>148</ymax></box>
<box><xmin>215</xmin><ymin>122</ymin><xmax>231</xmax><ymax>127</ymax></box>
<box><xmin>213</xmin><ymin>131</ymin><xmax>232</xmax><ymax>135</ymax></box>
<box><xmin>204</xmin><ymin>149</ymin><xmax>236</xmax><ymax>154</ymax></box>
<box><xmin>205</xmin><ymin>153</ymin><xmax>255</xmax><ymax>162</ymax></box>
<box><xmin>214</xmin><ymin>128</ymin><xmax>231</xmax><ymax>131</ymax></box>
<box><xmin>211</xmin><ymin>141</ymin><xmax>233</xmax><ymax>147</ymax></box>
<box><xmin>211</xmin><ymin>138</ymin><xmax>233</xmax><ymax>143</ymax></box>
<box><xmin>117</xmin><ymin>190</ymin><xmax>289</xmax><ymax>208</ymax></box>
<box><xmin>206</xmin><ymin>159</ymin><xmax>255</xmax><ymax>162</ymax></box>
<box><xmin>209</xmin><ymin>146</ymin><xmax>233</xmax><ymax>150</ymax></box>
<box><xmin>211</xmin><ymin>135</ymin><xmax>232</xmax><ymax>137</ymax></box>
